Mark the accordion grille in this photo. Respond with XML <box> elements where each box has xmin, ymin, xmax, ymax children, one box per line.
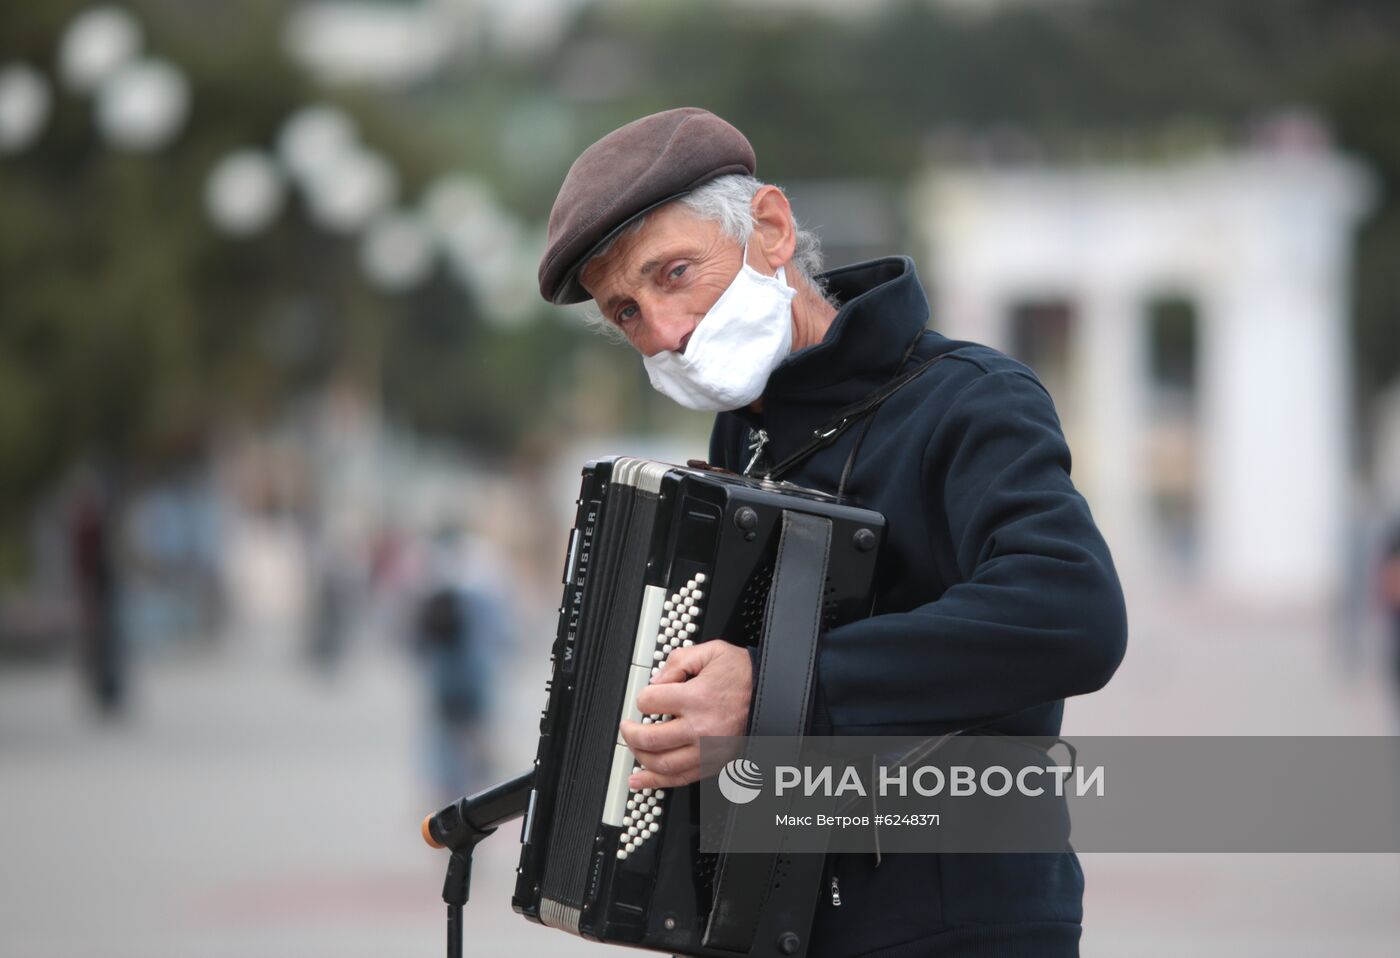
<box><xmin>540</xmin><ymin>484</ymin><xmax>657</xmax><ymax>915</ymax></box>
<box><xmin>737</xmin><ymin>563</ymin><xmax>774</xmax><ymax>646</ymax></box>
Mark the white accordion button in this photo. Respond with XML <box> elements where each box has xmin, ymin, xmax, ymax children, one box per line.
<box><xmin>655</xmin><ymin>789</ymin><xmax>666</xmax><ymax>798</ymax></box>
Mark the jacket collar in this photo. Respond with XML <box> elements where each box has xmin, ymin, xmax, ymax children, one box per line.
<box><xmin>761</xmin><ymin>256</ymin><xmax>930</xmax><ymax>406</ymax></box>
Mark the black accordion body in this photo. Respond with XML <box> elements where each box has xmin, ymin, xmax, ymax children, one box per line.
<box><xmin>513</xmin><ymin>457</ymin><xmax>884</xmax><ymax>956</ymax></box>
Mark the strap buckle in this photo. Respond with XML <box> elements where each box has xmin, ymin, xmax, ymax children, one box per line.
<box><xmin>812</xmin><ymin>418</ymin><xmax>852</xmax><ymax>442</ymax></box>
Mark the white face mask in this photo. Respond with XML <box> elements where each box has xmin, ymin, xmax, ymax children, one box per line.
<box><xmin>642</xmin><ymin>247</ymin><xmax>796</xmax><ymax>411</ymax></box>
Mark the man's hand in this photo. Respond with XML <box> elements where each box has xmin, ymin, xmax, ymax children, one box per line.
<box><xmin>619</xmin><ymin>640</ymin><xmax>753</xmax><ymax>790</ymax></box>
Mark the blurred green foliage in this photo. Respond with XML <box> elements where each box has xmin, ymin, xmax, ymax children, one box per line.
<box><xmin>0</xmin><ymin>0</ymin><xmax>600</xmax><ymax>560</ymax></box>
<box><xmin>1</xmin><ymin>2</ymin><xmax>317</xmax><ymax>522</ymax></box>
<box><xmin>3</xmin><ymin>0</ymin><xmax>1400</xmax><ymax>572</ymax></box>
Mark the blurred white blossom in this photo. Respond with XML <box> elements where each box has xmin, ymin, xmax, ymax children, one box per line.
<box><xmin>303</xmin><ymin>145</ymin><xmax>398</xmax><ymax>234</ymax></box>
<box><xmin>206</xmin><ymin>149</ymin><xmax>287</xmax><ymax>237</ymax></box>
<box><xmin>95</xmin><ymin>58</ymin><xmax>190</xmax><ymax>151</ymax></box>
<box><xmin>59</xmin><ymin>5</ymin><xmax>143</xmax><ymax>93</ymax></box>
<box><xmin>359</xmin><ymin>211</ymin><xmax>435</xmax><ymax>291</ymax></box>
<box><xmin>0</xmin><ymin>63</ymin><xmax>52</xmax><ymax>155</ymax></box>
<box><xmin>277</xmin><ymin>105</ymin><xmax>357</xmax><ymax>184</ymax></box>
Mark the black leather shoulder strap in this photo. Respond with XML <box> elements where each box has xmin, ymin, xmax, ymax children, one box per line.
<box><xmin>747</xmin><ymin>511</ymin><xmax>830</xmax><ymax>738</ymax></box>
<box><xmin>764</xmin><ymin>347</ymin><xmax>954</xmax><ymax>484</ymax></box>
<box><xmin>703</xmin><ymin>510</ymin><xmax>832</xmax><ymax>953</ymax></box>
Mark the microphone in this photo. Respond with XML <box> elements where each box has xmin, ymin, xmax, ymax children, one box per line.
<box><xmin>420</xmin><ymin>770</ymin><xmax>535</xmax><ymax>958</ymax></box>
<box><xmin>421</xmin><ymin>770</ymin><xmax>535</xmax><ymax>852</ymax></box>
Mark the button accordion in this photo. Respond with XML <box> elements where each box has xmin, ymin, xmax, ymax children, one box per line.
<box><xmin>513</xmin><ymin>457</ymin><xmax>884</xmax><ymax>956</ymax></box>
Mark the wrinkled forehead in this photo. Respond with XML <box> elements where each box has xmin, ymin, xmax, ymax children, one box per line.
<box><xmin>579</xmin><ymin>202</ymin><xmax>720</xmax><ymax>298</ymax></box>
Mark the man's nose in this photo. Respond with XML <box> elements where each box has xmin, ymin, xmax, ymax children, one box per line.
<box><xmin>641</xmin><ymin>303</ymin><xmax>693</xmax><ymax>356</ymax></box>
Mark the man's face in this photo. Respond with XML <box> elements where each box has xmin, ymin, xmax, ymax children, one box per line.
<box><xmin>579</xmin><ymin>202</ymin><xmax>745</xmax><ymax>357</ymax></box>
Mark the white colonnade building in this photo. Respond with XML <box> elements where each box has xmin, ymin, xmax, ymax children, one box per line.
<box><xmin>918</xmin><ymin>139</ymin><xmax>1374</xmax><ymax>606</ymax></box>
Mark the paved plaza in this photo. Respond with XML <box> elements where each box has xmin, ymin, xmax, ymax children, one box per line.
<box><xmin>2</xmin><ymin>590</ymin><xmax>1398</xmax><ymax>957</ymax></box>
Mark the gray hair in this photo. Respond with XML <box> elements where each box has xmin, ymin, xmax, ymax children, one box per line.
<box><xmin>580</xmin><ymin>174</ymin><xmax>829</xmax><ymax>336</ymax></box>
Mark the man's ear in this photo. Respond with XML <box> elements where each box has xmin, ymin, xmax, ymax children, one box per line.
<box><xmin>749</xmin><ymin>186</ymin><xmax>796</xmax><ymax>273</ymax></box>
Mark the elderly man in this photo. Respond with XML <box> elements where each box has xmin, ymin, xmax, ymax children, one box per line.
<box><xmin>538</xmin><ymin>108</ymin><xmax>1127</xmax><ymax>958</ymax></box>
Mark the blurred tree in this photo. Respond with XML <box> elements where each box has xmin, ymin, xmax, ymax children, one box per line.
<box><xmin>0</xmin><ymin>1</ymin><xmax>329</xmax><ymax>570</ymax></box>
<box><xmin>6</xmin><ymin>0</ymin><xmax>1400</xmax><ymax>580</ymax></box>
<box><xmin>0</xmin><ymin>1</ymin><xmax>576</xmax><ymax>576</ymax></box>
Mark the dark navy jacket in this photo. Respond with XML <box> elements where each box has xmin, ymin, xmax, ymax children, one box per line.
<box><xmin>709</xmin><ymin>257</ymin><xmax>1128</xmax><ymax>957</ymax></box>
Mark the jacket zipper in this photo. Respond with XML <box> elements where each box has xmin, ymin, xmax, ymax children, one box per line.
<box><xmin>743</xmin><ymin>428</ymin><xmax>770</xmax><ymax>476</ymax></box>
<box><xmin>830</xmin><ymin>875</ymin><xmax>842</xmax><ymax>907</ymax></box>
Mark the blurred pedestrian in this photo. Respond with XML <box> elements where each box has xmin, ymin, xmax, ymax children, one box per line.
<box><xmin>410</xmin><ymin>525</ymin><xmax>510</xmax><ymax>801</ymax></box>
<box><xmin>1380</xmin><ymin>520</ymin><xmax>1400</xmax><ymax>712</ymax></box>
<box><xmin>69</xmin><ymin>469</ymin><xmax>125</xmax><ymax>716</ymax></box>
<box><xmin>306</xmin><ymin>526</ymin><xmax>356</xmax><ymax>675</ymax></box>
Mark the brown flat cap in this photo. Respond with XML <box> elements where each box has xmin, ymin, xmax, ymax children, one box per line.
<box><xmin>538</xmin><ymin>107</ymin><xmax>756</xmax><ymax>304</ymax></box>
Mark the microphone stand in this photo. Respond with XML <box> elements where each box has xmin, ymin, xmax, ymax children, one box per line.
<box><xmin>421</xmin><ymin>770</ymin><xmax>535</xmax><ymax>958</ymax></box>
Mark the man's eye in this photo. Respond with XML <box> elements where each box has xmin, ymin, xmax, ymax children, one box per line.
<box><xmin>668</xmin><ymin>264</ymin><xmax>688</xmax><ymax>281</ymax></box>
<box><xmin>617</xmin><ymin>304</ymin><xmax>639</xmax><ymax>324</ymax></box>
